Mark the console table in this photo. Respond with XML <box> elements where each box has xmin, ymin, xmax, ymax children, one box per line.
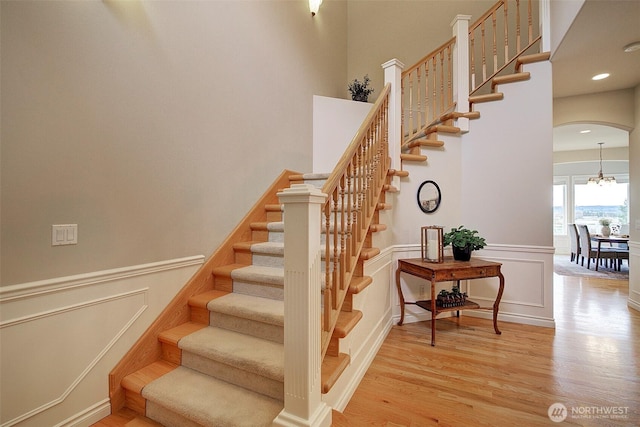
<box><xmin>395</xmin><ymin>257</ymin><xmax>505</xmax><ymax>346</ymax></box>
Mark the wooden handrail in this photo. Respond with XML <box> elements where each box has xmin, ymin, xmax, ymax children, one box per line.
<box><xmin>320</xmin><ymin>84</ymin><xmax>390</xmax><ymax>357</ymax></box>
<box><xmin>400</xmin><ymin>0</ymin><xmax>541</xmax><ymax>145</ymax></box>
<box><xmin>401</xmin><ymin>38</ymin><xmax>455</xmax><ymax>144</ymax></box>
<box><xmin>469</xmin><ymin>0</ymin><xmax>540</xmax><ymax>94</ymax></box>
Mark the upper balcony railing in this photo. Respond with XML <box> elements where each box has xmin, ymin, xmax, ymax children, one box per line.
<box><xmin>401</xmin><ymin>0</ymin><xmax>542</xmax><ymax>144</ymax></box>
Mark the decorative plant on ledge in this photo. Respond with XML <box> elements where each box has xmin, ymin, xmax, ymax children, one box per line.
<box><xmin>443</xmin><ymin>226</ymin><xmax>486</xmax><ymax>261</ymax></box>
<box><xmin>348</xmin><ymin>74</ymin><xmax>374</xmax><ymax>102</ymax></box>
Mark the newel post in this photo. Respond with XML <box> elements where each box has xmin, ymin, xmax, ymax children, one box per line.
<box><xmin>382</xmin><ymin>58</ymin><xmax>405</xmax><ymax>177</ymax></box>
<box><xmin>451</xmin><ymin>14</ymin><xmax>471</xmax><ymax>132</ymax></box>
<box><xmin>273</xmin><ymin>184</ymin><xmax>331</xmax><ymax>427</ymax></box>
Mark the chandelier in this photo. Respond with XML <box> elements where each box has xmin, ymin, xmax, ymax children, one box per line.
<box><xmin>587</xmin><ymin>142</ymin><xmax>616</xmax><ymax>186</ymax></box>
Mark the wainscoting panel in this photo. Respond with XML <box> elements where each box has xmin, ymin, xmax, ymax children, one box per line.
<box><xmin>322</xmin><ymin>247</ymin><xmax>394</xmax><ymax>411</ymax></box>
<box><xmin>0</xmin><ymin>256</ymin><xmax>204</xmax><ymax>427</ymax></box>
<box><xmin>392</xmin><ymin>244</ymin><xmax>556</xmax><ymax>329</ymax></box>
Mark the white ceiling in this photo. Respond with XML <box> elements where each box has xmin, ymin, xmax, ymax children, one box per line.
<box><xmin>553</xmin><ymin>123</ymin><xmax>629</xmax><ymax>152</ymax></box>
<box><xmin>551</xmin><ymin>0</ymin><xmax>640</xmax><ymax>152</ymax></box>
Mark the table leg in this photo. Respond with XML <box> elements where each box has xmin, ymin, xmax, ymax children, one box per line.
<box><xmin>395</xmin><ymin>266</ymin><xmax>405</xmax><ymax>326</ymax></box>
<box><xmin>493</xmin><ymin>271</ymin><xmax>504</xmax><ymax>335</ymax></box>
<box><xmin>595</xmin><ymin>241</ymin><xmax>602</xmax><ymax>271</ymax></box>
<box><xmin>430</xmin><ymin>278</ymin><xmax>436</xmax><ymax>346</ymax></box>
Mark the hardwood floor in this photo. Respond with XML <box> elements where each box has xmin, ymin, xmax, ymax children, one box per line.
<box><xmin>95</xmin><ymin>273</ymin><xmax>639</xmax><ymax>427</ymax></box>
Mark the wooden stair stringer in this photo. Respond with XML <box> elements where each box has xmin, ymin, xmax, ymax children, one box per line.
<box><xmin>108</xmin><ymin>169</ymin><xmax>299</xmax><ymax>414</ymax></box>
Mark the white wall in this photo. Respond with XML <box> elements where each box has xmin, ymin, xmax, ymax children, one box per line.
<box><xmin>312</xmin><ymin>96</ymin><xmax>372</xmax><ymax>174</ymax></box>
<box><xmin>0</xmin><ymin>257</ymin><xmax>203</xmax><ymax>427</ymax></box>
<box><xmin>390</xmin><ymin>61</ymin><xmax>555</xmax><ymax>328</ymax></box>
<box><xmin>1</xmin><ymin>0</ymin><xmax>348</xmax><ymax>286</ymax></box>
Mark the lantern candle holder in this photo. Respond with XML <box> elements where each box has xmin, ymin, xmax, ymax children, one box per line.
<box><xmin>421</xmin><ymin>226</ymin><xmax>444</xmax><ymax>263</ymax></box>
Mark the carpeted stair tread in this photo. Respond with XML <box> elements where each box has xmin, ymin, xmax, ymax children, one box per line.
<box><xmin>142</xmin><ymin>366</ymin><xmax>283</xmax><ymax>427</ymax></box>
<box><xmin>230</xmin><ymin>265</ymin><xmax>284</xmax><ymax>286</ymax></box>
<box><xmin>179</xmin><ymin>326</ymin><xmax>284</xmax><ymax>381</ymax></box>
<box><xmin>250</xmin><ymin>241</ymin><xmax>284</xmax><ymax>255</ymax></box>
<box><xmin>207</xmin><ymin>292</ymin><xmax>284</xmax><ymax>326</ymax></box>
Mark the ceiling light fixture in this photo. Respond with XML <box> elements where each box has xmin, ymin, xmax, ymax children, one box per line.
<box><xmin>623</xmin><ymin>41</ymin><xmax>640</xmax><ymax>53</ymax></box>
<box><xmin>592</xmin><ymin>73</ymin><xmax>610</xmax><ymax>81</ymax></box>
<box><xmin>309</xmin><ymin>0</ymin><xmax>322</xmax><ymax>16</ymax></box>
<box><xmin>588</xmin><ymin>142</ymin><xmax>616</xmax><ymax>186</ymax></box>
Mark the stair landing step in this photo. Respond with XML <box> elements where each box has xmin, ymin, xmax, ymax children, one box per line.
<box><xmin>142</xmin><ymin>366</ymin><xmax>283</xmax><ymax>427</ymax></box>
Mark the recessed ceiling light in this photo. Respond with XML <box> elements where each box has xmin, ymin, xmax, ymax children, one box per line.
<box><xmin>592</xmin><ymin>73</ymin><xmax>610</xmax><ymax>81</ymax></box>
<box><xmin>580</xmin><ymin>130</ymin><xmax>591</xmax><ymax>134</ymax></box>
<box><xmin>623</xmin><ymin>41</ymin><xmax>640</xmax><ymax>53</ymax></box>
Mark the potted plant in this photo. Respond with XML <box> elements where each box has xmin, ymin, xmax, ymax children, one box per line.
<box><xmin>599</xmin><ymin>218</ymin><xmax>611</xmax><ymax>237</ymax></box>
<box><xmin>443</xmin><ymin>225</ymin><xmax>487</xmax><ymax>261</ymax></box>
<box><xmin>348</xmin><ymin>75</ymin><xmax>374</xmax><ymax>102</ymax></box>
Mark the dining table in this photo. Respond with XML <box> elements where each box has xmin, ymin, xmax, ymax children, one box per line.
<box><xmin>591</xmin><ymin>235</ymin><xmax>629</xmax><ymax>271</ymax></box>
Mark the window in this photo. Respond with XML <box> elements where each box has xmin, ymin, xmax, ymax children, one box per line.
<box><xmin>553</xmin><ymin>179</ymin><xmax>568</xmax><ymax>235</ymax></box>
<box><xmin>574</xmin><ymin>179</ymin><xmax>629</xmax><ymax>233</ymax></box>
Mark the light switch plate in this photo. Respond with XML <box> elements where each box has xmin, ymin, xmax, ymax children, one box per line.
<box><xmin>52</xmin><ymin>224</ymin><xmax>78</xmax><ymax>246</ymax></box>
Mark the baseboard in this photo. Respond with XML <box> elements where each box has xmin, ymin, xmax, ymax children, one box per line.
<box><xmin>324</xmin><ymin>307</ymin><xmax>394</xmax><ymax>412</ymax></box>
<box><xmin>54</xmin><ymin>399</ymin><xmax>111</xmax><ymax>427</ymax></box>
<box><xmin>464</xmin><ymin>309</ymin><xmax>556</xmax><ymax>328</ymax></box>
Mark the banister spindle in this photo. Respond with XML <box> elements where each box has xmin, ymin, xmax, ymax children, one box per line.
<box><xmin>527</xmin><ymin>0</ymin><xmax>533</xmax><ymax>44</ymax></box>
<box><xmin>503</xmin><ymin>1</ymin><xmax>509</xmax><ymax>63</ymax></box>
<box><xmin>492</xmin><ymin>11</ymin><xmax>497</xmax><ymax>74</ymax></box>
<box><xmin>516</xmin><ymin>0</ymin><xmax>522</xmax><ymax>52</ymax></box>
<box><xmin>481</xmin><ymin>21</ymin><xmax>487</xmax><ymax>83</ymax></box>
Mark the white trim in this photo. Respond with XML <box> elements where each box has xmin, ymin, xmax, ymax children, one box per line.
<box><xmin>0</xmin><ymin>255</ymin><xmax>205</xmax><ymax>302</ymax></box>
<box><xmin>327</xmin><ymin>309</ymin><xmax>393</xmax><ymax>412</ymax></box>
<box><xmin>53</xmin><ymin>399</ymin><xmax>111</xmax><ymax>427</ymax></box>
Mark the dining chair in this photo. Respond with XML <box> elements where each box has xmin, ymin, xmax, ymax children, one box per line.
<box><xmin>577</xmin><ymin>224</ymin><xmax>617</xmax><ymax>270</ymax></box>
<box><xmin>568</xmin><ymin>223</ymin><xmax>580</xmax><ymax>264</ymax></box>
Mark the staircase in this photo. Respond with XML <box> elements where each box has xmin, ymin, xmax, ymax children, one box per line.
<box><xmin>399</xmin><ymin>51</ymin><xmax>550</xmax><ymax>171</ymax></box>
<box><xmin>105</xmin><ymin>1</ymin><xmax>551</xmax><ymax>425</ymax></box>
<box><xmin>111</xmin><ymin>168</ymin><xmax>394</xmax><ymax>426</ymax></box>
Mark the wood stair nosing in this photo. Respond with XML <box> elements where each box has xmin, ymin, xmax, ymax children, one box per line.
<box><xmin>469</xmin><ymin>92</ymin><xmax>504</xmax><ymax>104</ymax></box>
<box><xmin>400</xmin><ymin>153</ymin><xmax>428</xmax><ymax>163</ymax></box>
<box><xmin>425</xmin><ymin>124</ymin><xmax>460</xmax><ymax>135</ymax></box>
<box><xmin>406</xmin><ymin>139</ymin><xmax>445</xmax><ymax>150</ymax></box>
<box><xmin>359</xmin><ymin>247</ymin><xmax>380</xmax><ymax>260</ymax></box>
<box><xmin>211</xmin><ymin>263</ymin><xmax>249</xmax><ymax>278</ymax></box>
<box><xmin>333</xmin><ymin>310</ymin><xmax>363</xmax><ymax>339</ymax></box>
<box><xmin>438</xmin><ymin>111</ymin><xmax>481</xmax><ymax>122</ymax></box>
<box><xmin>382</xmin><ymin>184</ymin><xmax>399</xmax><ymax>193</ymax></box>
<box><xmin>388</xmin><ymin>168</ymin><xmax>409</xmax><ymax>178</ymax></box>
<box><xmin>515</xmin><ymin>51</ymin><xmax>551</xmax><ymax>71</ymax></box>
<box><xmin>491</xmin><ymin>72</ymin><xmax>531</xmax><ymax>89</ymax></box>
<box><xmin>158</xmin><ymin>322</ymin><xmax>208</xmax><ymax>366</ymax></box>
<box><xmin>348</xmin><ymin>276</ymin><xmax>373</xmax><ymax>295</ymax></box>
<box><xmin>121</xmin><ymin>360</ymin><xmax>178</xmax><ymax>415</ymax></box>
<box><xmin>321</xmin><ymin>353</ymin><xmax>350</xmax><ymax>394</ymax></box>
<box><xmin>189</xmin><ymin>290</ymin><xmax>229</xmax><ymax>324</ymax></box>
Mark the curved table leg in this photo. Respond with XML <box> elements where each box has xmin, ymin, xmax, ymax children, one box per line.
<box><xmin>395</xmin><ymin>265</ymin><xmax>405</xmax><ymax>326</ymax></box>
<box><xmin>493</xmin><ymin>271</ymin><xmax>505</xmax><ymax>335</ymax></box>
<box><xmin>430</xmin><ymin>277</ymin><xmax>436</xmax><ymax>346</ymax></box>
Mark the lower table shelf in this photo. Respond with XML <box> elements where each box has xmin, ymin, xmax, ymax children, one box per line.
<box><xmin>414</xmin><ymin>299</ymin><xmax>481</xmax><ymax>313</ymax></box>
